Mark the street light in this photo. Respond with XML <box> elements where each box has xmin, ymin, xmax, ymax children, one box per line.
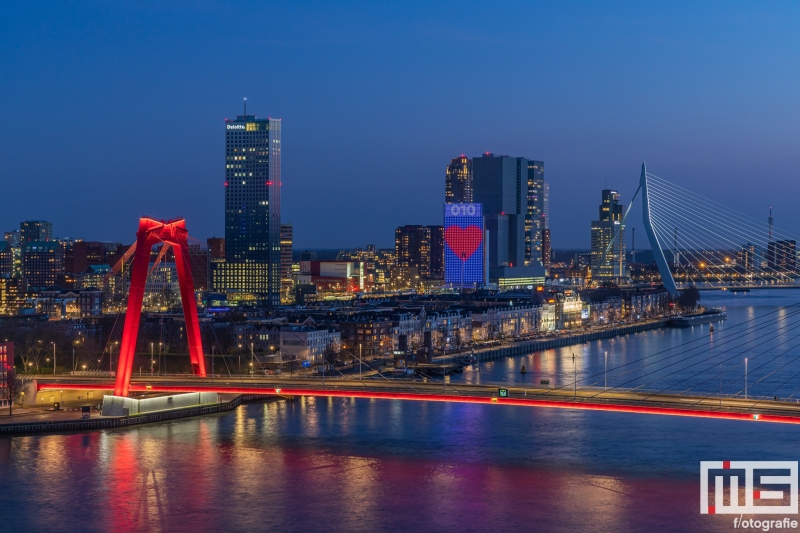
<box><xmin>745</xmin><ymin>357</ymin><xmax>748</xmax><ymax>400</ymax></box>
<box><xmin>110</xmin><ymin>341</ymin><xmax>118</xmax><ymax>373</ymax></box>
<box><xmin>572</xmin><ymin>353</ymin><xmax>577</xmax><ymax>399</ymax></box>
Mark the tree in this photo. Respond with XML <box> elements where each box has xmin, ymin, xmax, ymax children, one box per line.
<box><xmin>323</xmin><ymin>342</ymin><xmax>339</xmax><ymax>366</ymax></box>
<box><xmin>6</xmin><ymin>368</ymin><xmax>22</xmax><ymax>416</ymax></box>
<box><xmin>677</xmin><ymin>286</ymin><xmax>701</xmax><ymax>310</ymax></box>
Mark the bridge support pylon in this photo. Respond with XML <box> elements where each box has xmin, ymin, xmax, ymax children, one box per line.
<box><xmin>114</xmin><ymin>218</ymin><xmax>206</xmax><ymax>396</ymax></box>
<box><xmin>640</xmin><ymin>162</ymin><xmax>680</xmax><ymax>297</ymax></box>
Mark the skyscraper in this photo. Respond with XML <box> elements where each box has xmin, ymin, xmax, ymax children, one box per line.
<box><xmin>590</xmin><ymin>189</ymin><xmax>626</xmax><ymax>279</ymax></box>
<box><xmin>395</xmin><ymin>225</ymin><xmax>432</xmax><ymax>285</ymax></box>
<box><xmin>19</xmin><ymin>221</ymin><xmax>52</xmax><ymax>247</ymax></box>
<box><xmin>210</xmin><ymin>107</ymin><xmax>282</xmax><ymax>305</ymax></box>
<box><xmin>428</xmin><ymin>225</ymin><xmax>445</xmax><ymax>279</ymax></box>
<box><xmin>472</xmin><ymin>154</ymin><xmax>527</xmax><ymax>269</ymax></box>
<box><xmin>524</xmin><ymin>160</ymin><xmax>547</xmax><ymax>266</ymax></box>
<box><xmin>445</xmin><ymin>156</ymin><xmax>473</xmax><ymax>204</ymax></box>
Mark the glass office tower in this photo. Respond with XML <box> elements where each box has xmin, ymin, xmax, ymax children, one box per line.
<box><xmin>212</xmin><ymin>111</ymin><xmax>282</xmax><ymax>305</ymax></box>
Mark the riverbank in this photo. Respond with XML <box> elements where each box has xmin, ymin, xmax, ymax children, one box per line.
<box><xmin>0</xmin><ymin>394</ymin><xmax>267</xmax><ymax>436</ymax></box>
<box><xmin>435</xmin><ymin>319</ymin><xmax>668</xmax><ymax>364</ymax></box>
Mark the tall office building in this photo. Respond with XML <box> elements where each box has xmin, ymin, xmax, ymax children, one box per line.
<box><xmin>210</xmin><ymin>108</ymin><xmax>282</xmax><ymax>305</ymax></box>
<box><xmin>23</xmin><ymin>241</ymin><xmax>64</xmax><ymax>288</ymax></box>
<box><xmin>445</xmin><ymin>156</ymin><xmax>473</xmax><ymax>204</ymax></box>
<box><xmin>20</xmin><ymin>221</ymin><xmax>53</xmax><ymax>247</ymax></box>
<box><xmin>471</xmin><ymin>153</ymin><xmax>547</xmax><ymax>287</ymax></box>
<box><xmin>395</xmin><ymin>226</ymin><xmax>432</xmax><ymax>283</ymax></box>
<box><xmin>590</xmin><ymin>190</ymin><xmax>626</xmax><ymax>279</ymax></box>
<box><xmin>524</xmin><ymin>160</ymin><xmax>547</xmax><ymax>267</ymax></box>
<box><xmin>428</xmin><ymin>225</ymin><xmax>445</xmax><ymax>279</ymax></box>
<box><xmin>472</xmin><ymin>154</ymin><xmax>524</xmax><ymax>269</ymax></box>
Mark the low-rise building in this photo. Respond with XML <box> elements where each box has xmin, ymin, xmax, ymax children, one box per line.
<box><xmin>279</xmin><ymin>325</ymin><xmax>341</xmax><ymax>364</ymax></box>
<box><xmin>472</xmin><ymin>303</ymin><xmax>539</xmax><ymax>341</ymax></box>
<box><xmin>36</xmin><ymin>287</ymin><xmax>104</xmax><ymax>319</ymax></box>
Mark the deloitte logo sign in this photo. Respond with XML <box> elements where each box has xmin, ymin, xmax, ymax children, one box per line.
<box><xmin>226</xmin><ymin>124</ymin><xmax>246</xmax><ymax>130</ymax></box>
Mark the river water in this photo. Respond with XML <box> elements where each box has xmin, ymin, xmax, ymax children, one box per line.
<box><xmin>3</xmin><ymin>290</ymin><xmax>800</xmax><ymax>532</ymax></box>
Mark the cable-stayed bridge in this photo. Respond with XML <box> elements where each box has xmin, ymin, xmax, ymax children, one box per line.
<box><xmin>637</xmin><ymin>162</ymin><xmax>800</xmax><ymax>294</ymax></box>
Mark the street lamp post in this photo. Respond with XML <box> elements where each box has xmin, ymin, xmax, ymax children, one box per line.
<box><xmin>52</xmin><ymin>342</ymin><xmax>56</xmax><ymax>375</ymax></box>
<box><xmin>573</xmin><ymin>353</ymin><xmax>577</xmax><ymax>399</ymax></box>
<box><xmin>211</xmin><ymin>346</ymin><xmax>215</xmax><ymax>383</ymax></box>
<box><xmin>604</xmin><ymin>350</ymin><xmax>607</xmax><ymax>392</ymax></box>
<box><xmin>150</xmin><ymin>342</ymin><xmax>154</xmax><ymax>377</ymax></box>
<box><xmin>110</xmin><ymin>342</ymin><xmax>117</xmax><ymax>374</ymax></box>
<box><xmin>745</xmin><ymin>357</ymin><xmax>748</xmax><ymax>400</ymax></box>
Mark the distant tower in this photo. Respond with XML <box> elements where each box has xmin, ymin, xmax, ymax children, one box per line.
<box><xmin>768</xmin><ymin>207</ymin><xmax>774</xmax><ymax>244</ymax></box>
<box><xmin>589</xmin><ymin>189</ymin><xmax>625</xmax><ymax>279</ymax></box>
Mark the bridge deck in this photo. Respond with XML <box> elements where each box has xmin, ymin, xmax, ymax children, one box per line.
<box><xmin>32</xmin><ymin>375</ymin><xmax>800</xmax><ymax>425</ymax></box>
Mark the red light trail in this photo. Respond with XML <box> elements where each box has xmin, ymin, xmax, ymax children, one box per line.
<box><xmin>36</xmin><ymin>382</ymin><xmax>800</xmax><ymax>425</ymax></box>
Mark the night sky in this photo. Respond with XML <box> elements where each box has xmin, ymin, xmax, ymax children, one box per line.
<box><xmin>2</xmin><ymin>2</ymin><xmax>800</xmax><ymax>249</ymax></box>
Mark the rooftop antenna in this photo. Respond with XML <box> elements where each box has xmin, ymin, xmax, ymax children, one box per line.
<box><xmin>244</xmin><ymin>97</ymin><xmax>247</xmax><ymax>116</ymax></box>
<box><xmin>768</xmin><ymin>207</ymin><xmax>774</xmax><ymax>244</ymax></box>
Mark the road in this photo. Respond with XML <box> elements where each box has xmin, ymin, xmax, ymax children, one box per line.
<box><xmin>32</xmin><ymin>373</ymin><xmax>800</xmax><ymax>425</ymax></box>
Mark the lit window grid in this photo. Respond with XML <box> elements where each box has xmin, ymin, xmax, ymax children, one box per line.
<box><xmin>444</xmin><ymin>208</ymin><xmax>484</xmax><ymax>286</ymax></box>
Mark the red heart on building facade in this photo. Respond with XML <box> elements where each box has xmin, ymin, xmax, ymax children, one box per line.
<box><xmin>444</xmin><ymin>225</ymin><xmax>483</xmax><ymax>260</ymax></box>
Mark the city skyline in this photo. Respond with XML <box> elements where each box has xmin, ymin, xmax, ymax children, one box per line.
<box><xmin>3</xmin><ymin>3</ymin><xmax>800</xmax><ymax>248</ymax></box>
<box><xmin>5</xmin><ymin>6</ymin><xmax>800</xmax><ymax>533</ymax></box>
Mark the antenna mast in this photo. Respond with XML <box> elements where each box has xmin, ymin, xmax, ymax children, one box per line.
<box><xmin>768</xmin><ymin>207</ymin><xmax>774</xmax><ymax>243</ymax></box>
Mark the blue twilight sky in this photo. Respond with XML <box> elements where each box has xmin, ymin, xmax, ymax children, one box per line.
<box><xmin>1</xmin><ymin>1</ymin><xmax>800</xmax><ymax>249</ymax></box>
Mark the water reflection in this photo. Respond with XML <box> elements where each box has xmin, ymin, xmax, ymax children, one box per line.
<box><xmin>1</xmin><ymin>290</ymin><xmax>800</xmax><ymax>532</ymax></box>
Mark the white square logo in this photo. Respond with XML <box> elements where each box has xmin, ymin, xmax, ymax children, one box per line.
<box><xmin>700</xmin><ymin>461</ymin><xmax>798</xmax><ymax>515</ymax></box>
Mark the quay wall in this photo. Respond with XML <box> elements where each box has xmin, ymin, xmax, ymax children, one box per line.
<box><xmin>436</xmin><ymin>320</ymin><xmax>668</xmax><ymax>364</ymax></box>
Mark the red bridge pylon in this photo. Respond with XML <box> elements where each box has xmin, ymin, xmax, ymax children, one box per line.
<box><xmin>114</xmin><ymin>218</ymin><xmax>206</xmax><ymax>396</ymax></box>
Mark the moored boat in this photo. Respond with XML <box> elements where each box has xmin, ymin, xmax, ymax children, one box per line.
<box><xmin>668</xmin><ymin>308</ymin><xmax>727</xmax><ymax>327</ymax></box>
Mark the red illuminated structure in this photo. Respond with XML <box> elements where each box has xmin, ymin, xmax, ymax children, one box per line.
<box><xmin>114</xmin><ymin>218</ymin><xmax>206</xmax><ymax>396</ymax></box>
<box><xmin>39</xmin><ymin>381</ymin><xmax>800</xmax><ymax>426</ymax></box>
